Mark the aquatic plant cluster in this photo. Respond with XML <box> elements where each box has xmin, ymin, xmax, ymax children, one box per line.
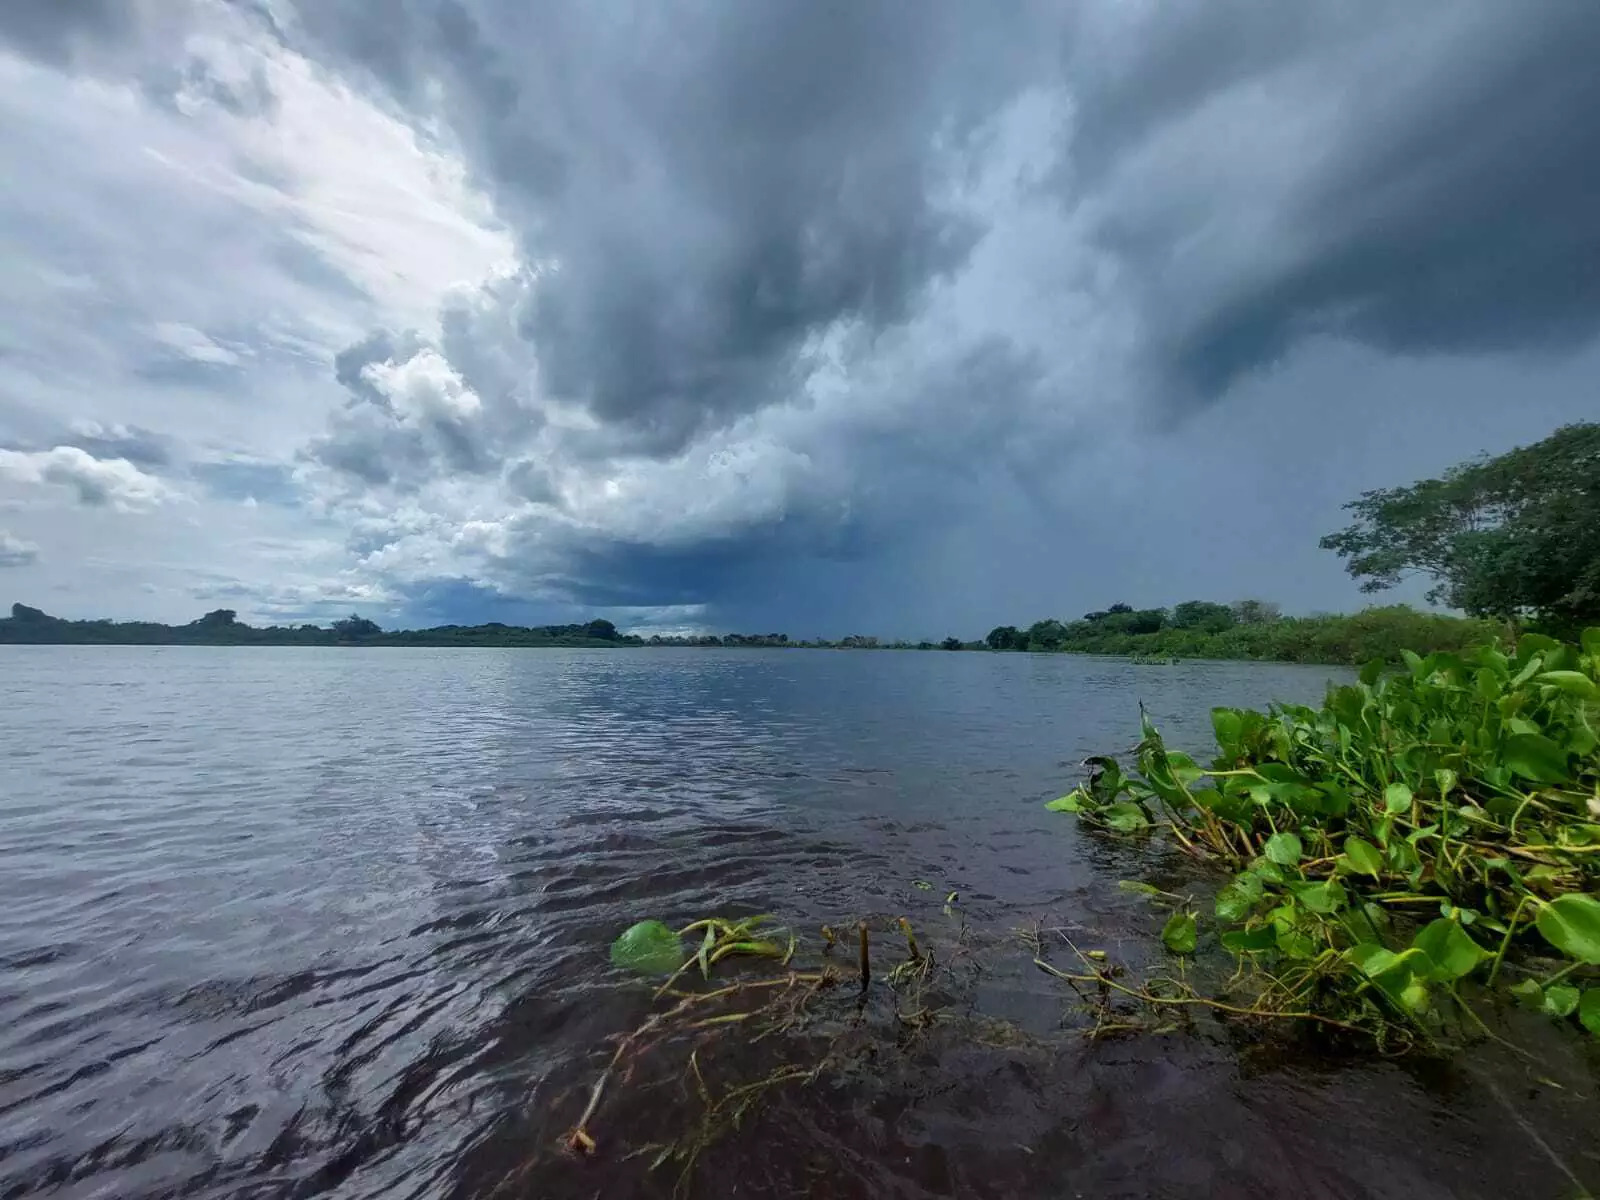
<box><xmin>1048</xmin><ymin>628</ymin><xmax>1600</xmax><ymax>1040</ymax></box>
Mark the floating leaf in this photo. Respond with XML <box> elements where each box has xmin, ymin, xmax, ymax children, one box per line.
<box><xmin>912</xmin><ymin>880</ymin><xmax>934</xmax><ymax>890</ymax></box>
<box><xmin>1580</xmin><ymin>989</ymin><xmax>1600</xmax><ymax>1037</ymax></box>
<box><xmin>1220</xmin><ymin>926</ymin><xmax>1277</xmax><ymax>953</ymax></box>
<box><xmin>1384</xmin><ymin>782</ymin><xmax>1413</xmax><ymax>814</ymax></box>
<box><xmin>1504</xmin><ymin>733</ymin><xmax>1570</xmax><ymax>784</ymax></box>
<box><xmin>1542</xmin><ymin>984</ymin><xmax>1581</xmax><ymax>1018</ymax></box>
<box><xmin>1263</xmin><ymin>831</ymin><xmax>1303</xmax><ymax>866</ymax></box>
<box><xmin>1161</xmin><ymin>910</ymin><xmax>1197</xmax><ymax>955</ymax></box>
<box><xmin>1117</xmin><ymin>880</ymin><xmax>1163</xmax><ymax>896</ymax></box>
<box><xmin>1535</xmin><ymin>893</ymin><xmax>1600</xmax><ymax>963</ymax></box>
<box><xmin>610</xmin><ymin>920</ymin><xmax>685</xmax><ymax>975</ymax></box>
<box><xmin>1044</xmin><ymin>792</ymin><xmax>1084</xmax><ymax>812</ymax></box>
<box><xmin>1102</xmin><ymin>802</ymin><xmax>1150</xmax><ymax>833</ymax></box>
<box><xmin>1341</xmin><ymin>836</ymin><xmax>1383</xmax><ymax>878</ymax></box>
<box><xmin>1411</xmin><ymin>918</ymin><xmax>1488</xmax><ymax>982</ymax></box>
<box><xmin>1214</xmin><ymin>884</ymin><xmax>1258</xmax><ymax>924</ymax></box>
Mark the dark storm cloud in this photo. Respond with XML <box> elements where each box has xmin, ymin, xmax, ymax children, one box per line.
<box><xmin>1070</xmin><ymin>1</ymin><xmax>1600</xmax><ymax>402</ymax></box>
<box><xmin>290</xmin><ymin>0</ymin><xmax>1054</xmax><ymax>454</ymax></box>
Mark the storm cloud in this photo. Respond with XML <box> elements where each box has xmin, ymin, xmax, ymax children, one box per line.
<box><xmin>2</xmin><ymin>1</ymin><xmax>1598</xmax><ymax>632</ymax></box>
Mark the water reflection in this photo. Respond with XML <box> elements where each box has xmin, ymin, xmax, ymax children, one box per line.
<box><xmin>1</xmin><ymin>647</ymin><xmax>1593</xmax><ymax>1198</ymax></box>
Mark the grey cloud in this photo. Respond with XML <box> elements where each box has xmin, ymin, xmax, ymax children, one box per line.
<box><xmin>1072</xmin><ymin>1</ymin><xmax>1600</xmax><ymax>402</ymax></box>
<box><xmin>0</xmin><ymin>530</ymin><xmax>39</xmax><ymax>568</ymax></box>
<box><xmin>291</xmin><ymin>0</ymin><xmax>1056</xmax><ymax>454</ymax></box>
<box><xmin>51</xmin><ymin>423</ymin><xmax>172</xmax><ymax>468</ymax></box>
<box><xmin>0</xmin><ymin>0</ymin><xmax>130</xmax><ymax>65</ymax></box>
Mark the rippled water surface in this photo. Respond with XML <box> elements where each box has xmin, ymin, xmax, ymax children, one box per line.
<box><xmin>2</xmin><ymin>647</ymin><xmax>1595</xmax><ymax>1199</ymax></box>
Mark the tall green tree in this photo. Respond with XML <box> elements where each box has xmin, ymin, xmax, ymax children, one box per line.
<box><xmin>1321</xmin><ymin>422</ymin><xmax>1600</xmax><ymax>628</ymax></box>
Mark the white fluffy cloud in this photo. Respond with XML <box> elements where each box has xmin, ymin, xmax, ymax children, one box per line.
<box><xmin>0</xmin><ymin>446</ymin><xmax>175</xmax><ymax>510</ymax></box>
<box><xmin>0</xmin><ymin>530</ymin><xmax>38</xmax><ymax>567</ymax></box>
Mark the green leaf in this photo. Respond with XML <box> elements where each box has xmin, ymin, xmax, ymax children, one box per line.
<box><xmin>1211</xmin><ymin>708</ymin><xmax>1242</xmax><ymax>749</ymax></box>
<box><xmin>1510</xmin><ymin>977</ymin><xmax>1544</xmax><ymax>1008</ymax></box>
<box><xmin>1534</xmin><ymin>670</ymin><xmax>1600</xmax><ymax>700</ymax></box>
<box><xmin>1161</xmin><ymin>910</ymin><xmax>1197</xmax><ymax>955</ymax></box>
<box><xmin>1249</xmin><ymin>859</ymin><xmax>1287</xmax><ymax>884</ymax></box>
<box><xmin>1504</xmin><ymin>733</ymin><xmax>1571</xmax><ymax>784</ymax></box>
<box><xmin>610</xmin><ymin>920</ymin><xmax>685</xmax><ymax>975</ymax></box>
<box><xmin>1215</xmin><ymin>884</ymin><xmax>1258</xmax><ymax>924</ymax></box>
<box><xmin>1542</xmin><ymin>984</ymin><xmax>1581</xmax><ymax>1018</ymax></box>
<box><xmin>1263</xmin><ymin>831</ymin><xmax>1303</xmax><ymax>866</ymax></box>
<box><xmin>1411</xmin><ymin>918</ymin><xmax>1488</xmax><ymax>982</ymax></box>
<box><xmin>697</xmin><ymin>923</ymin><xmax>715</xmax><ymax>979</ymax></box>
<box><xmin>1341</xmin><ymin>836</ymin><xmax>1383</xmax><ymax>878</ymax></box>
<box><xmin>1220</xmin><ymin>926</ymin><xmax>1278</xmax><ymax>953</ymax></box>
<box><xmin>1384</xmin><ymin>782</ymin><xmax>1413</xmax><ymax>814</ymax></box>
<box><xmin>1276</xmin><ymin>928</ymin><xmax>1318</xmax><ymax>959</ymax></box>
<box><xmin>1359</xmin><ymin>659</ymin><xmax>1384</xmax><ymax>687</ymax></box>
<box><xmin>1582</xmin><ymin>628</ymin><xmax>1600</xmax><ymax>660</ymax></box>
<box><xmin>1535</xmin><ymin>893</ymin><xmax>1600</xmax><ymax>963</ymax></box>
<box><xmin>1400</xmin><ymin>980</ymin><xmax>1432</xmax><ymax>1014</ymax></box>
<box><xmin>1045</xmin><ymin>791</ymin><xmax>1085</xmax><ymax>812</ymax></box>
<box><xmin>1289</xmin><ymin>879</ymin><xmax>1347</xmax><ymax>914</ymax></box>
<box><xmin>1117</xmin><ymin>880</ymin><xmax>1162</xmax><ymax>896</ymax></box>
<box><xmin>1401</xmin><ymin>648</ymin><xmax>1423</xmax><ymax>675</ymax></box>
<box><xmin>1102</xmin><ymin>802</ymin><xmax>1150</xmax><ymax>833</ymax></box>
<box><xmin>912</xmin><ymin>879</ymin><xmax>934</xmax><ymax>890</ymax></box>
<box><xmin>1580</xmin><ymin>989</ymin><xmax>1600</xmax><ymax>1037</ymax></box>
<box><xmin>1344</xmin><ymin>943</ymin><xmax>1423</xmax><ymax>1006</ymax></box>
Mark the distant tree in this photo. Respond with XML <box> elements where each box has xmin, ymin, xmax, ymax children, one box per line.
<box><xmin>1231</xmin><ymin>599</ymin><xmax>1282</xmax><ymax>625</ymax></box>
<box><xmin>193</xmin><ymin>609</ymin><xmax>237</xmax><ymax>626</ymax></box>
<box><xmin>1171</xmin><ymin>600</ymin><xmax>1236</xmax><ymax>633</ymax></box>
<box><xmin>1320</xmin><ymin>422</ymin><xmax>1600</xmax><ymax>628</ymax></box>
<box><xmin>333</xmin><ymin>613</ymin><xmax>382</xmax><ymax>640</ymax></box>
<box><xmin>940</xmin><ymin>636</ymin><xmax>963</xmax><ymax>650</ymax></box>
<box><xmin>1026</xmin><ymin>618</ymin><xmax>1068</xmax><ymax>651</ymax></box>
<box><xmin>11</xmin><ymin>603</ymin><xmax>49</xmax><ymax>622</ymax></box>
<box><xmin>585</xmin><ymin>618</ymin><xmax>619</xmax><ymax>640</ymax></box>
<box><xmin>985</xmin><ymin>624</ymin><xmax>1025</xmax><ymax>650</ymax></box>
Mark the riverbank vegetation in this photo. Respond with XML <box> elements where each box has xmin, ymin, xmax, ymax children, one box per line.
<box><xmin>1047</xmin><ymin>625</ymin><xmax>1600</xmax><ymax>1043</ymax></box>
<box><xmin>985</xmin><ymin>601</ymin><xmax>1498</xmax><ymax>666</ymax></box>
<box><xmin>1322</xmin><ymin>421</ymin><xmax>1599</xmax><ymax>636</ymax></box>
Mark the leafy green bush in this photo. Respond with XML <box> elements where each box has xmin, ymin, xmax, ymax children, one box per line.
<box><xmin>1049</xmin><ymin>628</ymin><xmax>1600</xmax><ymax>1038</ymax></box>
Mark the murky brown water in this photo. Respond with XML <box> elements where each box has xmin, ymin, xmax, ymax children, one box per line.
<box><xmin>1</xmin><ymin>646</ymin><xmax>1595</xmax><ymax>1199</ymax></box>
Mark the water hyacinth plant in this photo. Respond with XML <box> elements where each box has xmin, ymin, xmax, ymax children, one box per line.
<box><xmin>1048</xmin><ymin>628</ymin><xmax>1600</xmax><ymax>1039</ymax></box>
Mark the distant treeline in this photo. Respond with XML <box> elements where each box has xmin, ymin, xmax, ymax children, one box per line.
<box><xmin>983</xmin><ymin>600</ymin><xmax>1500</xmax><ymax>665</ymax></box>
<box><xmin>1</xmin><ymin>600</ymin><xmax>1498</xmax><ymax>664</ymax></box>
<box><xmin>0</xmin><ymin>603</ymin><xmax>834</xmax><ymax>649</ymax></box>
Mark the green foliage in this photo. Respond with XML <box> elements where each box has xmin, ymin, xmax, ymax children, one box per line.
<box><xmin>1171</xmin><ymin>600</ymin><xmax>1236</xmax><ymax>633</ymax></box>
<box><xmin>985</xmin><ymin>624</ymin><xmax>1026</xmax><ymax>650</ymax></box>
<box><xmin>1161</xmin><ymin>910</ymin><xmax>1198</xmax><ymax>955</ymax></box>
<box><xmin>610</xmin><ymin>920</ymin><xmax>686</xmax><ymax>975</ymax></box>
<box><xmin>1048</xmin><ymin>625</ymin><xmax>1600</xmax><ymax>1038</ymax></box>
<box><xmin>1321</xmin><ymin>421</ymin><xmax>1600</xmax><ymax>629</ymax></box>
<box><xmin>988</xmin><ymin>602</ymin><xmax>1497</xmax><ymax>666</ymax></box>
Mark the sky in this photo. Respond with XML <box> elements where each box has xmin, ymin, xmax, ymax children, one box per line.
<box><xmin>0</xmin><ymin>1</ymin><xmax>1596</xmax><ymax>640</ymax></box>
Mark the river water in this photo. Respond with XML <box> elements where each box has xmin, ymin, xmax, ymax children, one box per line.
<box><xmin>0</xmin><ymin>646</ymin><xmax>1594</xmax><ymax>1199</ymax></box>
